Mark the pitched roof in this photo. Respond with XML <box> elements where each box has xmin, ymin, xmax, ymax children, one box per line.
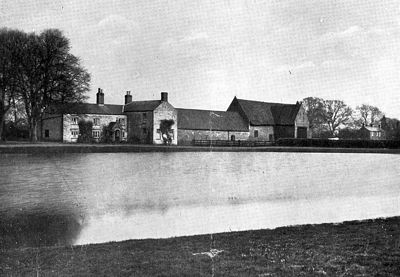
<box><xmin>45</xmin><ymin>103</ymin><xmax>124</xmax><ymax>115</ymax></box>
<box><xmin>363</xmin><ymin>126</ymin><xmax>383</xmax><ymax>132</ymax></box>
<box><xmin>123</xmin><ymin>100</ymin><xmax>161</xmax><ymax>112</ymax></box>
<box><xmin>177</xmin><ymin>108</ymin><xmax>249</xmax><ymax>132</ymax></box>
<box><xmin>229</xmin><ymin>98</ymin><xmax>301</xmax><ymax>126</ymax></box>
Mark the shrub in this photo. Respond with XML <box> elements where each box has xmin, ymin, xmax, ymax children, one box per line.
<box><xmin>77</xmin><ymin>120</ymin><xmax>93</xmax><ymax>143</ymax></box>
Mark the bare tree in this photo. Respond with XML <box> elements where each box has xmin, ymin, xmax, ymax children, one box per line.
<box><xmin>323</xmin><ymin>100</ymin><xmax>353</xmax><ymax>135</ymax></box>
<box><xmin>355</xmin><ymin>104</ymin><xmax>383</xmax><ymax>127</ymax></box>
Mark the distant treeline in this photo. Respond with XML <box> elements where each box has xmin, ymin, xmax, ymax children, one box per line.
<box><xmin>302</xmin><ymin>97</ymin><xmax>400</xmax><ymax>139</ymax></box>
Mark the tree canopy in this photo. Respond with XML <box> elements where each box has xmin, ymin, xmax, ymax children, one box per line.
<box><xmin>0</xmin><ymin>28</ymin><xmax>90</xmax><ymax>141</ymax></box>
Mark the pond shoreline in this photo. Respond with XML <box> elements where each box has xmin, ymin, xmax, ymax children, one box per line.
<box><xmin>2</xmin><ymin>216</ymin><xmax>399</xmax><ymax>276</ymax></box>
<box><xmin>1</xmin><ymin>142</ymin><xmax>400</xmax><ymax>154</ymax></box>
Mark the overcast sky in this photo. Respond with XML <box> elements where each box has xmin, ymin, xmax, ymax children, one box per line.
<box><xmin>2</xmin><ymin>0</ymin><xmax>400</xmax><ymax>118</ymax></box>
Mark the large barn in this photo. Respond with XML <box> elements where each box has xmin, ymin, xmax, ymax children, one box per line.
<box><xmin>40</xmin><ymin>89</ymin><xmax>310</xmax><ymax>144</ymax></box>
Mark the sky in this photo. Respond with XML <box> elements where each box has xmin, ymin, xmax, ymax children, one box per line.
<box><xmin>2</xmin><ymin>0</ymin><xmax>400</xmax><ymax>118</ymax></box>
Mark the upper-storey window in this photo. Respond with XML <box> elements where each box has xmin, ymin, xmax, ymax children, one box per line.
<box><xmin>254</xmin><ymin>130</ymin><xmax>259</xmax><ymax>138</ymax></box>
<box><xmin>93</xmin><ymin>118</ymin><xmax>100</xmax><ymax>126</ymax></box>
<box><xmin>72</xmin><ymin>117</ymin><xmax>79</xmax><ymax>125</ymax></box>
<box><xmin>118</xmin><ymin>118</ymin><xmax>125</xmax><ymax>125</ymax></box>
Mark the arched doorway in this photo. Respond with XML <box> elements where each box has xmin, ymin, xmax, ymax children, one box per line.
<box><xmin>115</xmin><ymin>129</ymin><xmax>121</xmax><ymax>142</ymax></box>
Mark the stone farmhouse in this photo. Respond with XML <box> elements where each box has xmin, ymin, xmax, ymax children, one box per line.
<box><xmin>40</xmin><ymin>89</ymin><xmax>310</xmax><ymax>144</ymax></box>
<box><xmin>359</xmin><ymin>124</ymin><xmax>385</xmax><ymax>140</ymax></box>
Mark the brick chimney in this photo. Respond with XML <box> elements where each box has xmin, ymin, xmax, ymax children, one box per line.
<box><xmin>161</xmin><ymin>92</ymin><xmax>168</xmax><ymax>102</ymax></box>
<box><xmin>125</xmin><ymin>91</ymin><xmax>132</xmax><ymax>104</ymax></box>
<box><xmin>96</xmin><ymin>88</ymin><xmax>104</xmax><ymax>105</ymax></box>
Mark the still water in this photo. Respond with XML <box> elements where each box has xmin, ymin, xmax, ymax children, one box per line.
<box><xmin>1</xmin><ymin>152</ymin><xmax>399</xmax><ymax>246</ymax></box>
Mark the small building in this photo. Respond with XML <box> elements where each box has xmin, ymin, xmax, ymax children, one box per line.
<box><xmin>177</xmin><ymin>108</ymin><xmax>249</xmax><ymax>144</ymax></box>
<box><xmin>41</xmin><ymin>88</ymin><xmax>127</xmax><ymax>143</ymax></box>
<box><xmin>227</xmin><ymin>97</ymin><xmax>310</xmax><ymax>141</ymax></box>
<box><xmin>359</xmin><ymin>125</ymin><xmax>385</xmax><ymax>140</ymax></box>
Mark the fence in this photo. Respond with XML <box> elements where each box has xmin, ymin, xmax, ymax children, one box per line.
<box><xmin>191</xmin><ymin>139</ymin><xmax>273</xmax><ymax>147</ymax></box>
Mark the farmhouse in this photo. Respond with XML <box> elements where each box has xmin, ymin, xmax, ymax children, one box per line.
<box><xmin>41</xmin><ymin>89</ymin><xmax>127</xmax><ymax>143</ymax></box>
<box><xmin>41</xmin><ymin>89</ymin><xmax>310</xmax><ymax>144</ymax></box>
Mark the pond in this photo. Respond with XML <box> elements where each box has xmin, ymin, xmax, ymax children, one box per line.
<box><xmin>1</xmin><ymin>152</ymin><xmax>399</xmax><ymax>246</ymax></box>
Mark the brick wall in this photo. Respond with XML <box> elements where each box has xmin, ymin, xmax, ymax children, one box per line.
<box><xmin>178</xmin><ymin>129</ymin><xmax>249</xmax><ymax>143</ymax></box>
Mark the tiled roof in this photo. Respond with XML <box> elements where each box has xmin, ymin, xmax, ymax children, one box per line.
<box><xmin>45</xmin><ymin>103</ymin><xmax>124</xmax><ymax>115</ymax></box>
<box><xmin>228</xmin><ymin>97</ymin><xmax>301</xmax><ymax>126</ymax></box>
<box><xmin>123</xmin><ymin>100</ymin><xmax>161</xmax><ymax>112</ymax></box>
<box><xmin>177</xmin><ymin>108</ymin><xmax>249</xmax><ymax>132</ymax></box>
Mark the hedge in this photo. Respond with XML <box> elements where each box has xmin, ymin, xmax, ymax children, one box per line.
<box><xmin>276</xmin><ymin>138</ymin><xmax>400</xmax><ymax>148</ymax></box>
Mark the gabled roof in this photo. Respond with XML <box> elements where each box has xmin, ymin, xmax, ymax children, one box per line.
<box><xmin>177</xmin><ymin>108</ymin><xmax>249</xmax><ymax>132</ymax></box>
<box><xmin>45</xmin><ymin>103</ymin><xmax>124</xmax><ymax>115</ymax></box>
<box><xmin>227</xmin><ymin>97</ymin><xmax>301</xmax><ymax>126</ymax></box>
<box><xmin>123</xmin><ymin>100</ymin><xmax>162</xmax><ymax>112</ymax></box>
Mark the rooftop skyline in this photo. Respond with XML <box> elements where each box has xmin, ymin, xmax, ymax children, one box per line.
<box><xmin>2</xmin><ymin>0</ymin><xmax>400</xmax><ymax>118</ymax></box>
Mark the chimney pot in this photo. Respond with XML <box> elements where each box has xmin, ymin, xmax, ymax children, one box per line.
<box><xmin>96</xmin><ymin>88</ymin><xmax>104</xmax><ymax>105</ymax></box>
<box><xmin>161</xmin><ymin>92</ymin><xmax>168</xmax><ymax>102</ymax></box>
<box><xmin>125</xmin><ymin>91</ymin><xmax>133</xmax><ymax>104</ymax></box>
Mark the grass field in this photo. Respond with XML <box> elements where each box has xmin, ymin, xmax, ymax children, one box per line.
<box><xmin>1</xmin><ymin>216</ymin><xmax>399</xmax><ymax>276</ymax></box>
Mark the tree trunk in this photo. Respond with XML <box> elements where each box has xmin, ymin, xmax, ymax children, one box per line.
<box><xmin>29</xmin><ymin>117</ymin><xmax>38</xmax><ymax>142</ymax></box>
<box><xmin>0</xmin><ymin>115</ymin><xmax>4</xmax><ymax>142</ymax></box>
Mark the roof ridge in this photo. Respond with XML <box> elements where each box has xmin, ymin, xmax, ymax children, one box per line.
<box><xmin>236</xmin><ymin>98</ymin><xmax>296</xmax><ymax>106</ymax></box>
<box><xmin>177</xmin><ymin>108</ymin><xmax>238</xmax><ymax>113</ymax></box>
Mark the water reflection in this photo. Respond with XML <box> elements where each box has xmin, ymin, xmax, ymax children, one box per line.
<box><xmin>0</xmin><ymin>152</ymin><xmax>399</xmax><ymax>246</ymax></box>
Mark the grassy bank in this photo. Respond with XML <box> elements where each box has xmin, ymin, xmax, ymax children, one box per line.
<box><xmin>1</xmin><ymin>141</ymin><xmax>400</xmax><ymax>154</ymax></box>
<box><xmin>1</xmin><ymin>217</ymin><xmax>399</xmax><ymax>276</ymax></box>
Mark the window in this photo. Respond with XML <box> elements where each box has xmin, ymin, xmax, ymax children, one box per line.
<box><xmin>92</xmin><ymin>130</ymin><xmax>100</xmax><ymax>138</ymax></box>
<box><xmin>142</xmin><ymin>113</ymin><xmax>147</xmax><ymax>120</ymax></box>
<box><xmin>231</xmin><ymin>135</ymin><xmax>235</xmax><ymax>141</ymax></box>
<box><xmin>71</xmin><ymin>129</ymin><xmax>79</xmax><ymax>137</ymax></box>
<box><xmin>118</xmin><ymin>118</ymin><xmax>125</xmax><ymax>125</ymax></box>
<box><xmin>93</xmin><ymin>118</ymin><xmax>100</xmax><ymax>126</ymax></box>
<box><xmin>254</xmin><ymin>130</ymin><xmax>259</xmax><ymax>138</ymax></box>
<box><xmin>72</xmin><ymin>117</ymin><xmax>79</xmax><ymax>125</ymax></box>
<box><xmin>45</xmin><ymin>130</ymin><xmax>49</xmax><ymax>138</ymax></box>
<box><xmin>156</xmin><ymin>129</ymin><xmax>161</xmax><ymax>140</ymax></box>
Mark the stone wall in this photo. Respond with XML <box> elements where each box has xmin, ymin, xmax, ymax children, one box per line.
<box><xmin>63</xmin><ymin>114</ymin><xmax>127</xmax><ymax>143</ymax></box>
<box><xmin>126</xmin><ymin>111</ymin><xmax>154</xmax><ymax>144</ymax></box>
<box><xmin>248</xmin><ymin>126</ymin><xmax>274</xmax><ymax>141</ymax></box>
<box><xmin>178</xmin><ymin>129</ymin><xmax>249</xmax><ymax>143</ymax></box>
<box><xmin>41</xmin><ymin>115</ymin><xmax>63</xmax><ymax>141</ymax></box>
<box><xmin>294</xmin><ymin>105</ymin><xmax>311</xmax><ymax>138</ymax></box>
<box><xmin>153</xmin><ymin>102</ymin><xmax>178</xmax><ymax>145</ymax></box>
